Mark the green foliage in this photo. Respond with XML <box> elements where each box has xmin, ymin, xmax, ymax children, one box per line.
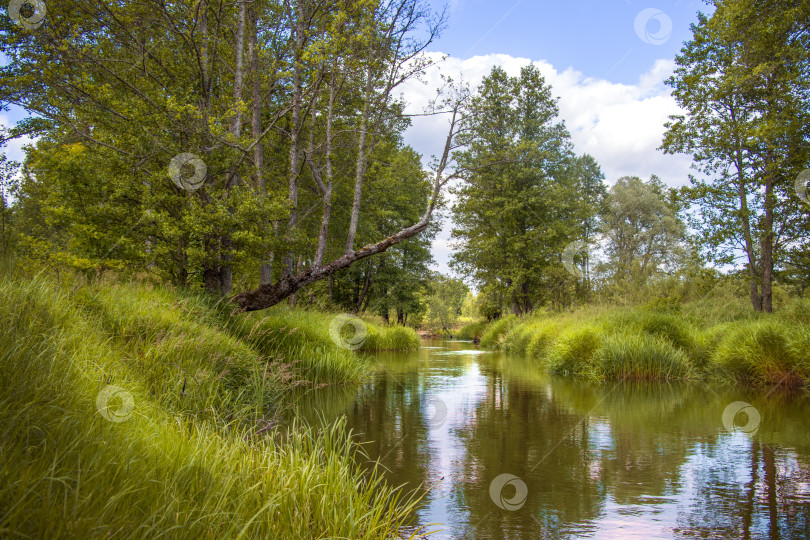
<box><xmin>0</xmin><ymin>272</ymin><xmax>421</xmax><ymax>538</ymax></box>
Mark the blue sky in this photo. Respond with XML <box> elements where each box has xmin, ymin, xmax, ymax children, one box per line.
<box><xmin>399</xmin><ymin>1</ymin><xmax>713</xmax><ymax>275</ymax></box>
<box><xmin>424</xmin><ymin>0</ymin><xmax>709</xmax><ymax>85</ymax></box>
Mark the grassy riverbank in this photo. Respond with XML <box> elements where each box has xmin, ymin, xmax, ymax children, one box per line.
<box><xmin>458</xmin><ymin>299</ymin><xmax>810</xmax><ymax>387</ymax></box>
<box><xmin>0</xmin><ymin>272</ymin><xmax>422</xmax><ymax>539</ymax></box>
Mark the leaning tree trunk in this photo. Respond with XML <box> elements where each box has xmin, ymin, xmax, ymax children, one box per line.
<box><xmin>231</xmin><ymin>106</ymin><xmax>462</xmax><ymax>311</ymax></box>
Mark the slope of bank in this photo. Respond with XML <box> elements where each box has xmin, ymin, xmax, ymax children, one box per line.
<box><xmin>458</xmin><ymin>300</ymin><xmax>810</xmax><ymax>387</ymax></box>
<box><xmin>0</xmin><ymin>273</ymin><xmax>422</xmax><ymax>539</ymax></box>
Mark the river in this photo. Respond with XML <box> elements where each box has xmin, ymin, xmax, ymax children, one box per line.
<box><xmin>292</xmin><ymin>339</ymin><xmax>810</xmax><ymax>539</ymax></box>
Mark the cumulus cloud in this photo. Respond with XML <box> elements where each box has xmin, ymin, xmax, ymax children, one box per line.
<box><xmin>399</xmin><ymin>52</ymin><xmax>693</xmax><ymax>275</ymax></box>
<box><xmin>401</xmin><ymin>52</ymin><xmax>692</xmax><ymax>186</ymax></box>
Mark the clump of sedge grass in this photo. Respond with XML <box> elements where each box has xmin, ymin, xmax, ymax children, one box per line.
<box><xmin>546</xmin><ymin>324</ymin><xmax>604</xmax><ymax>380</ymax></box>
<box><xmin>711</xmin><ymin>320</ymin><xmax>808</xmax><ymax>387</ymax></box>
<box><xmin>455</xmin><ymin>319</ymin><xmax>490</xmax><ymax>340</ymax></box>
<box><xmin>596</xmin><ymin>332</ymin><xmax>693</xmax><ymax>381</ymax></box>
<box><xmin>479</xmin><ymin>315</ymin><xmax>519</xmax><ymax>348</ymax></box>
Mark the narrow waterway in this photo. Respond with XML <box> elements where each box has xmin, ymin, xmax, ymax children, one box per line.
<box><xmin>292</xmin><ymin>339</ymin><xmax>810</xmax><ymax>539</ymax></box>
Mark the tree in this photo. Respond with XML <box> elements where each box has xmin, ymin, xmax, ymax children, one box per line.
<box><xmin>451</xmin><ymin>64</ymin><xmax>602</xmax><ymax>314</ymax></box>
<box><xmin>0</xmin><ymin>132</ymin><xmax>19</xmax><ymax>257</ymax></box>
<box><xmin>597</xmin><ymin>176</ymin><xmax>685</xmax><ymax>299</ymax></box>
<box><xmin>2</xmin><ymin>0</ymin><xmax>459</xmax><ymax>310</ymax></box>
<box><xmin>424</xmin><ymin>272</ymin><xmax>468</xmax><ymax>334</ymax></box>
<box><xmin>661</xmin><ymin>1</ymin><xmax>810</xmax><ymax>312</ymax></box>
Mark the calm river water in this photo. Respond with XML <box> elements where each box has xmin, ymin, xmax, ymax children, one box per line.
<box><xmin>293</xmin><ymin>339</ymin><xmax>810</xmax><ymax>539</ymax></box>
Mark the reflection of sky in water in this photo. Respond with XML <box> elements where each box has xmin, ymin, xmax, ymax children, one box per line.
<box><xmin>294</xmin><ymin>340</ymin><xmax>810</xmax><ymax>539</ymax></box>
<box><xmin>421</xmin><ymin>361</ymin><xmax>488</xmax><ymax>538</ymax></box>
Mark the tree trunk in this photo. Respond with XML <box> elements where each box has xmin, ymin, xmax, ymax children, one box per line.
<box><xmin>345</xmin><ymin>66</ymin><xmax>373</xmax><ymax>255</ymax></box>
<box><xmin>231</xmin><ymin>98</ymin><xmax>462</xmax><ymax>312</ymax></box>
<box><xmin>356</xmin><ymin>261</ymin><xmax>373</xmax><ymax>312</ymax></box>
<box><xmin>285</xmin><ymin>0</ymin><xmax>304</xmax><ymax>278</ymax></box>
<box><xmin>761</xmin><ymin>151</ymin><xmax>775</xmax><ymax>313</ymax></box>
<box><xmin>248</xmin><ymin>2</ymin><xmax>272</xmax><ymax>286</ymax></box>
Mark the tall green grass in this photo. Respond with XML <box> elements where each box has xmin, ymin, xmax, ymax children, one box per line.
<box><xmin>712</xmin><ymin>320</ymin><xmax>809</xmax><ymax>386</ymax></box>
<box><xmin>455</xmin><ymin>320</ymin><xmax>489</xmax><ymax>340</ymax></box>
<box><xmin>479</xmin><ymin>315</ymin><xmax>518</xmax><ymax>348</ymax></box>
<box><xmin>463</xmin><ymin>298</ymin><xmax>809</xmax><ymax>387</ymax></box>
<box><xmin>0</xmin><ymin>274</ymin><xmax>425</xmax><ymax>538</ymax></box>
<box><xmin>597</xmin><ymin>333</ymin><xmax>693</xmax><ymax>381</ymax></box>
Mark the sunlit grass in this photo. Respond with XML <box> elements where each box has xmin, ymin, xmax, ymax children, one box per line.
<box><xmin>0</xmin><ymin>273</ymin><xmax>424</xmax><ymax>539</ymax></box>
<box><xmin>462</xmin><ymin>298</ymin><xmax>809</xmax><ymax>387</ymax></box>
<box><xmin>479</xmin><ymin>314</ymin><xmax>518</xmax><ymax>348</ymax></box>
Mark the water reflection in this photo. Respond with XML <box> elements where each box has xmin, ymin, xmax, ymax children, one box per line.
<box><xmin>291</xmin><ymin>339</ymin><xmax>810</xmax><ymax>539</ymax></box>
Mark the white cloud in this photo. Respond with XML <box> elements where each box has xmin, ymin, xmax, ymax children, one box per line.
<box><xmin>401</xmin><ymin>52</ymin><xmax>694</xmax><ymax>276</ymax></box>
<box><xmin>401</xmin><ymin>52</ymin><xmax>692</xmax><ymax>186</ymax></box>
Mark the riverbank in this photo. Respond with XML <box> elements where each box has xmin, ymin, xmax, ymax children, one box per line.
<box><xmin>0</xmin><ymin>272</ymin><xmax>422</xmax><ymax>538</ymax></box>
<box><xmin>458</xmin><ymin>299</ymin><xmax>810</xmax><ymax>387</ymax></box>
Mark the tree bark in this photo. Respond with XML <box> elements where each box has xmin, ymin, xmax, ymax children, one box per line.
<box><xmin>345</xmin><ymin>66</ymin><xmax>373</xmax><ymax>255</ymax></box>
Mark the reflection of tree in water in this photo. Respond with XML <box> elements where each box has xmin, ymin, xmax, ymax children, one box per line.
<box><xmin>290</xmin><ymin>348</ymin><xmax>810</xmax><ymax>538</ymax></box>
<box><xmin>456</xmin><ymin>366</ymin><xmax>606</xmax><ymax>539</ymax></box>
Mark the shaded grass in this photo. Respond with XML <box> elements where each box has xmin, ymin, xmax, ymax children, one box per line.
<box><xmin>0</xmin><ymin>274</ymin><xmax>425</xmax><ymax>539</ymax></box>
